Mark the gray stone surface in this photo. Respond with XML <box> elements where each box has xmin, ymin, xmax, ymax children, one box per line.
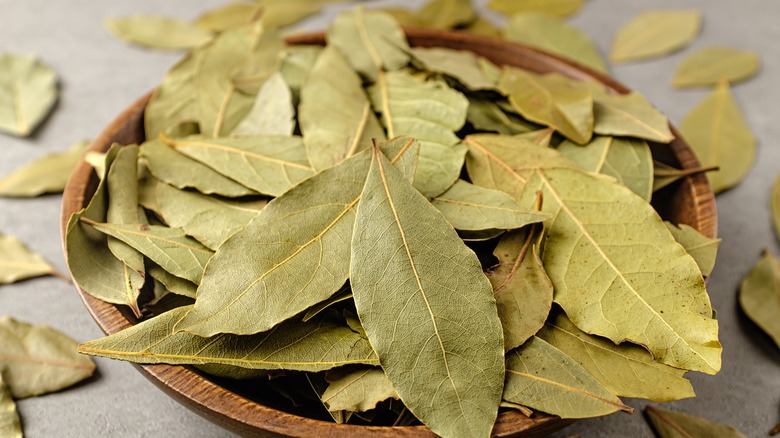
<box><xmin>0</xmin><ymin>0</ymin><xmax>775</xmax><ymax>436</ymax></box>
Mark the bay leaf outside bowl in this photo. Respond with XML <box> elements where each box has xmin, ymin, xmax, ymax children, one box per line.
<box><xmin>60</xmin><ymin>29</ymin><xmax>717</xmax><ymax>438</ymax></box>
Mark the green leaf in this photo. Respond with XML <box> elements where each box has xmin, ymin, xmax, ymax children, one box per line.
<box><xmin>464</xmin><ymin>133</ymin><xmax>576</xmax><ymax>200</ymax></box>
<box><xmin>82</xmin><ymin>221</ymin><xmax>213</xmax><ymax>285</ymax></box>
<box><xmin>739</xmin><ymin>251</ymin><xmax>780</xmax><ymax>349</ymax></box>
<box><xmin>148</xmin><ymin>262</ymin><xmax>197</xmax><ymax>299</ymax></box>
<box><xmin>673</xmin><ymin>47</ymin><xmax>760</xmax><ymax>88</ymax></box>
<box><xmin>0</xmin><ymin>317</ymin><xmax>95</xmax><ymax>399</ymax></box>
<box><xmin>466</xmin><ymin>97</ymin><xmax>538</xmax><ymax>135</ymax></box>
<box><xmin>645</xmin><ymin>405</ymin><xmax>748</xmax><ymax>438</ymax></box>
<box><xmin>610</xmin><ymin>10</ymin><xmax>701</xmax><ymax>63</ymax></box>
<box><xmin>488</xmin><ymin>225</ymin><xmax>553</xmax><ymax>351</ymax></box>
<box><xmin>0</xmin><ymin>53</ymin><xmax>58</xmax><ymax>137</ymax></box>
<box><xmin>144</xmin><ymin>51</ymin><xmax>201</xmax><ymax>140</ymax></box>
<box><xmin>79</xmin><ymin>306</ymin><xmax>379</xmax><ymax>372</ymax></box>
<box><xmin>350</xmin><ymin>147</ymin><xmax>504</xmax><ymax>438</ymax></box>
<box><xmin>498</xmin><ymin>68</ymin><xmax>593</xmax><ymax>144</ymax></box>
<box><xmin>592</xmin><ymin>91</ymin><xmax>674</xmax><ymax>143</ymax></box>
<box><xmin>665</xmin><ymin>222</ymin><xmax>720</xmax><ymax>277</ymax></box>
<box><xmin>105</xmin><ymin>15</ymin><xmax>213</xmax><ymax>51</ymax></box>
<box><xmin>195</xmin><ymin>2</ymin><xmax>263</xmax><ymax>32</ymax></box>
<box><xmin>503</xmin><ymin>337</ymin><xmax>631</xmax><ymax>418</ymax></box>
<box><xmin>322</xmin><ymin>367</ymin><xmax>398</xmax><ymax>413</ymax></box>
<box><xmin>432</xmin><ymin>180</ymin><xmax>549</xmax><ymax>231</ymax></box>
<box><xmin>537</xmin><ymin>310</ymin><xmax>695</xmax><ymax>402</ymax></box>
<box><xmin>487</xmin><ymin>0</ymin><xmax>584</xmax><ymax>17</ymax></box>
<box><xmin>326</xmin><ymin>7</ymin><xmax>409</xmax><ymax>82</ymax></box>
<box><xmin>0</xmin><ymin>140</ymin><xmax>88</xmax><ymax>197</ymax></box>
<box><xmin>0</xmin><ymin>376</ymin><xmax>21</xmax><ymax>438</ymax></box>
<box><xmin>232</xmin><ymin>72</ymin><xmax>295</xmax><ymax>137</ymax></box>
<box><xmin>280</xmin><ymin>45</ymin><xmax>321</xmax><ymax>104</ymax></box>
<box><xmin>652</xmin><ymin>161</ymin><xmax>718</xmax><ymax>193</ymax></box>
<box><xmin>410</xmin><ymin>47</ymin><xmax>497</xmax><ymax>90</ymax></box>
<box><xmin>504</xmin><ymin>13</ymin><xmax>607</xmax><ymax>74</ymax></box>
<box><xmin>680</xmin><ymin>81</ymin><xmax>755</xmax><ymax>193</ymax></box>
<box><xmin>557</xmin><ymin>136</ymin><xmax>654</xmax><ymax>201</ymax></box>
<box><xmin>369</xmin><ymin>70</ymin><xmax>469</xmax><ymax>197</ymax></box>
<box><xmin>414</xmin><ymin>0</ymin><xmax>477</xmax><ymax>30</ymax></box>
<box><xmin>174</xmin><ymin>140</ymin><xmax>417</xmax><ymax>337</ymax></box>
<box><xmin>0</xmin><ymin>234</ymin><xmax>60</xmax><ymax>284</ymax></box>
<box><xmin>163</xmin><ymin>134</ymin><xmax>314</xmax><ymax>197</ymax></box>
<box><xmin>140</xmin><ymin>139</ymin><xmax>258</xmax><ymax>198</ymax></box>
<box><xmin>300</xmin><ymin>46</ymin><xmax>385</xmax><ymax>171</ymax></box>
<box><xmin>105</xmin><ymin>145</ymin><xmax>146</xmax><ymax>276</ymax></box>
<box><xmin>257</xmin><ymin>1</ymin><xmax>320</xmax><ymax>29</ymax></box>
<box><xmin>519</xmin><ymin>167</ymin><xmax>721</xmax><ymax>374</ymax></box>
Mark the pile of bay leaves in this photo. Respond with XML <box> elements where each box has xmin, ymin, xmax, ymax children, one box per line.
<box><xmin>66</xmin><ymin>7</ymin><xmax>723</xmax><ymax>438</ymax></box>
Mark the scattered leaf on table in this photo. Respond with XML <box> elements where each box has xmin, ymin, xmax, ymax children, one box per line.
<box><xmin>195</xmin><ymin>2</ymin><xmax>263</xmax><ymax>32</ymax></box>
<box><xmin>300</xmin><ymin>46</ymin><xmax>385</xmax><ymax>171</ymax></box>
<box><xmin>673</xmin><ymin>47</ymin><xmax>760</xmax><ymax>88</ymax></box>
<box><xmin>0</xmin><ymin>317</ymin><xmax>95</xmax><ymax>399</ymax></box>
<box><xmin>432</xmin><ymin>179</ymin><xmax>549</xmax><ymax>231</ymax></box>
<box><xmin>774</xmin><ymin>175</ymin><xmax>780</xmax><ymax>241</ymax></box>
<box><xmin>0</xmin><ymin>234</ymin><xmax>60</xmax><ymax>284</ymax></box>
<box><xmin>232</xmin><ymin>72</ymin><xmax>295</xmax><ymax>137</ymax></box>
<box><xmin>105</xmin><ymin>15</ymin><xmax>213</xmax><ymax>51</ymax></box>
<box><xmin>326</xmin><ymin>7</ymin><xmax>409</xmax><ymax>82</ymax></box>
<box><xmin>504</xmin><ymin>13</ymin><xmax>607</xmax><ymax>74</ymax></box>
<box><xmin>414</xmin><ymin>0</ymin><xmax>477</xmax><ymax>30</ymax></box>
<box><xmin>645</xmin><ymin>405</ymin><xmax>748</xmax><ymax>438</ymax></box>
<box><xmin>665</xmin><ymin>222</ymin><xmax>720</xmax><ymax>277</ymax></box>
<box><xmin>537</xmin><ymin>310</ymin><xmax>695</xmax><ymax>401</ymax></box>
<box><xmin>739</xmin><ymin>251</ymin><xmax>780</xmax><ymax>349</ymax></box>
<box><xmin>82</xmin><ymin>221</ymin><xmax>213</xmax><ymax>285</ymax></box>
<box><xmin>488</xmin><ymin>223</ymin><xmax>553</xmax><ymax>351</ymax></box>
<box><xmin>610</xmin><ymin>10</ymin><xmax>702</xmax><ymax>63</ymax></box>
<box><xmin>679</xmin><ymin>81</ymin><xmax>755</xmax><ymax>193</ymax></box>
<box><xmin>592</xmin><ymin>91</ymin><xmax>674</xmax><ymax>143</ymax></box>
<box><xmin>503</xmin><ymin>336</ymin><xmax>631</xmax><ymax>418</ymax></box>
<box><xmin>557</xmin><ymin>136</ymin><xmax>654</xmax><ymax>200</ymax></box>
<box><xmin>410</xmin><ymin>47</ymin><xmax>497</xmax><ymax>90</ymax></box>
<box><xmin>519</xmin><ymin>167</ymin><xmax>721</xmax><ymax>374</ymax></box>
<box><xmin>0</xmin><ymin>140</ymin><xmax>88</xmax><ymax>197</ymax></box>
<box><xmin>322</xmin><ymin>367</ymin><xmax>398</xmax><ymax>413</ymax></box>
<box><xmin>350</xmin><ymin>147</ymin><xmax>504</xmax><ymax>438</ymax></box>
<box><xmin>163</xmin><ymin>134</ymin><xmax>314</xmax><ymax>197</ymax></box>
<box><xmin>487</xmin><ymin>0</ymin><xmax>584</xmax><ymax>17</ymax></box>
<box><xmin>369</xmin><ymin>70</ymin><xmax>469</xmax><ymax>197</ymax></box>
<box><xmin>0</xmin><ymin>376</ymin><xmax>21</xmax><ymax>438</ymax></box>
<box><xmin>498</xmin><ymin>68</ymin><xmax>594</xmax><ymax>144</ymax></box>
<box><xmin>79</xmin><ymin>306</ymin><xmax>378</xmax><ymax>372</ymax></box>
<box><xmin>0</xmin><ymin>53</ymin><xmax>58</xmax><ymax>137</ymax></box>
<box><xmin>466</xmin><ymin>97</ymin><xmax>538</xmax><ymax>135</ymax></box>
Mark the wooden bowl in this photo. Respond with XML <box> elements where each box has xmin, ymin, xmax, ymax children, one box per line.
<box><xmin>60</xmin><ymin>29</ymin><xmax>717</xmax><ymax>438</ymax></box>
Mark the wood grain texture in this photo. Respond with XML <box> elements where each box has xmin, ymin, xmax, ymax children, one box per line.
<box><xmin>59</xmin><ymin>29</ymin><xmax>716</xmax><ymax>438</ymax></box>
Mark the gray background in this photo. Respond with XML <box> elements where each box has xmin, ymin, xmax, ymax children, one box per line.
<box><xmin>0</xmin><ymin>0</ymin><xmax>776</xmax><ymax>436</ymax></box>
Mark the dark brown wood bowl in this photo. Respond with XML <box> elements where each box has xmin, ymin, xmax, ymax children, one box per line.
<box><xmin>60</xmin><ymin>29</ymin><xmax>717</xmax><ymax>438</ymax></box>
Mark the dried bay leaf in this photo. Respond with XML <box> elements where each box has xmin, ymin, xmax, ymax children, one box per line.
<box><xmin>144</xmin><ymin>51</ymin><xmax>201</xmax><ymax>140</ymax></box>
<box><xmin>498</xmin><ymin>68</ymin><xmax>594</xmax><ymax>144</ymax></box>
<box><xmin>232</xmin><ymin>72</ymin><xmax>295</xmax><ymax>137</ymax></box>
<box><xmin>652</xmin><ymin>160</ymin><xmax>718</xmax><ymax>193</ymax></box>
<box><xmin>257</xmin><ymin>1</ymin><xmax>320</xmax><ymax>29</ymax></box>
<box><xmin>467</xmin><ymin>97</ymin><xmax>538</xmax><ymax>135</ymax></box>
<box><xmin>504</xmin><ymin>13</ymin><xmax>607</xmax><ymax>74</ymax></box>
<box><xmin>195</xmin><ymin>2</ymin><xmax>263</xmax><ymax>32</ymax></box>
<box><xmin>175</xmin><ymin>140</ymin><xmax>417</xmax><ymax>337</ymax></box>
<box><xmin>302</xmin><ymin>287</ymin><xmax>352</xmax><ymax>322</ymax></box>
<box><xmin>503</xmin><ymin>336</ymin><xmax>631</xmax><ymax>418</ymax></box>
<box><xmin>410</xmin><ymin>47</ymin><xmax>496</xmax><ymax>91</ymax></box>
<box><xmin>106</xmin><ymin>145</ymin><xmax>146</xmax><ymax>274</ymax></box>
<box><xmin>557</xmin><ymin>136</ymin><xmax>654</xmax><ymax>200</ymax></box>
<box><xmin>280</xmin><ymin>45</ymin><xmax>321</xmax><ymax>103</ymax></box>
<box><xmin>0</xmin><ymin>317</ymin><xmax>95</xmax><ymax>399</ymax></box>
<box><xmin>0</xmin><ymin>376</ymin><xmax>21</xmax><ymax>438</ymax></box>
<box><xmin>322</xmin><ymin>367</ymin><xmax>398</xmax><ymax>413</ymax></box>
<box><xmin>163</xmin><ymin>135</ymin><xmax>314</xmax><ymax>197</ymax></box>
<box><xmin>432</xmin><ymin>180</ymin><xmax>549</xmax><ymax>231</ymax></box>
<box><xmin>326</xmin><ymin>7</ymin><xmax>409</xmax><ymax>82</ymax></box>
<box><xmin>0</xmin><ymin>234</ymin><xmax>61</xmax><ymax>284</ymax></box>
<box><xmin>739</xmin><ymin>251</ymin><xmax>780</xmax><ymax>349</ymax></box>
<box><xmin>680</xmin><ymin>81</ymin><xmax>755</xmax><ymax>193</ymax></box>
<box><xmin>592</xmin><ymin>91</ymin><xmax>674</xmax><ymax>143</ymax></box>
<box><xmin>519</xmin><ymin>167</ymin><xmax>721</xmax><ymax>374</ymax></box>
<box><xmin>537</xmin><ymin>310</ymin><xmax>695</xmax><ymax>402</ymax></box>
<box><xmin>0</xmin><ymin>53</ymin><xmax>58</xmax><ymax>137</ymax></box>
<box><xmin>665</xmin><ymin>222</ymin><xmax>720</xmax><ymax>277</ymax></box>
<box><xmin>148</xmin><ymin>262</ymin><xmax>197</xmax><ymax>299</ymax></box>
<box><xmin>300</xmin><ymin>46</ymin><xmax>385</xmax><ymax>171</ymax></box>
<box><xmin>673</xmin><ymin>47</ymin><xmax>760</xmax><ymax>88</ymax></box>
<box><xmin>488</xmin><ymin>0</ymin><xmax>584</xmax><ymax>17</ymax></box>
<box><xmin>774</xmin><ymin>175</ymin><xmax>780</xmax><ymax>241</ymax></box>
<box><xmin>105</xmin><ymin>15</ymin><xmax>213</xmax><ymax>51</ymax></box>
<box><xmin>0</xmin><ymin>140</ymin><xmax>88</xmax><ymax>197</ymax></box>
<box><xmin>350</xmin><ymin>147</ymin><xmax>504</xmax><ymax>438</ymax></box>
<box><xmin>518</xmin><ymin>128</ymin><xmax>556</xmax><ymax>147</ymax></box>
<box><xmin>81</xmin><ymin>221</ymin><xmax>213</xmax><ymax>285</ymax></box>
<box><xmin>414</xmin><ymin>0</ymin><xmax>477</xmax><ymax>30</ymax></box>
<box><xmin>610</xmin><ymin>10</ymin><xmax>701</xmax><ymax>63</ymax></box>
<box><xmin>462</xmin><ymin>17</ymin><xmax>501</xmax><ymax>38</ymax></box>
<box><xmin>645</xmin><ymin>405</ymin><xmax>748</xmax><ymax>438</ymax></box>
<box><xmin>79</xmin><ymin>306</ymin><xmax>379</xmax><ymax>372</ymax></box>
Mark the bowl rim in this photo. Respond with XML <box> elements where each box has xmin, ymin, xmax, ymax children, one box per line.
<box><xmin>60</xmin><ymin>28</ymin><xmax>716</xmax><ymax>438</ymax></box>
